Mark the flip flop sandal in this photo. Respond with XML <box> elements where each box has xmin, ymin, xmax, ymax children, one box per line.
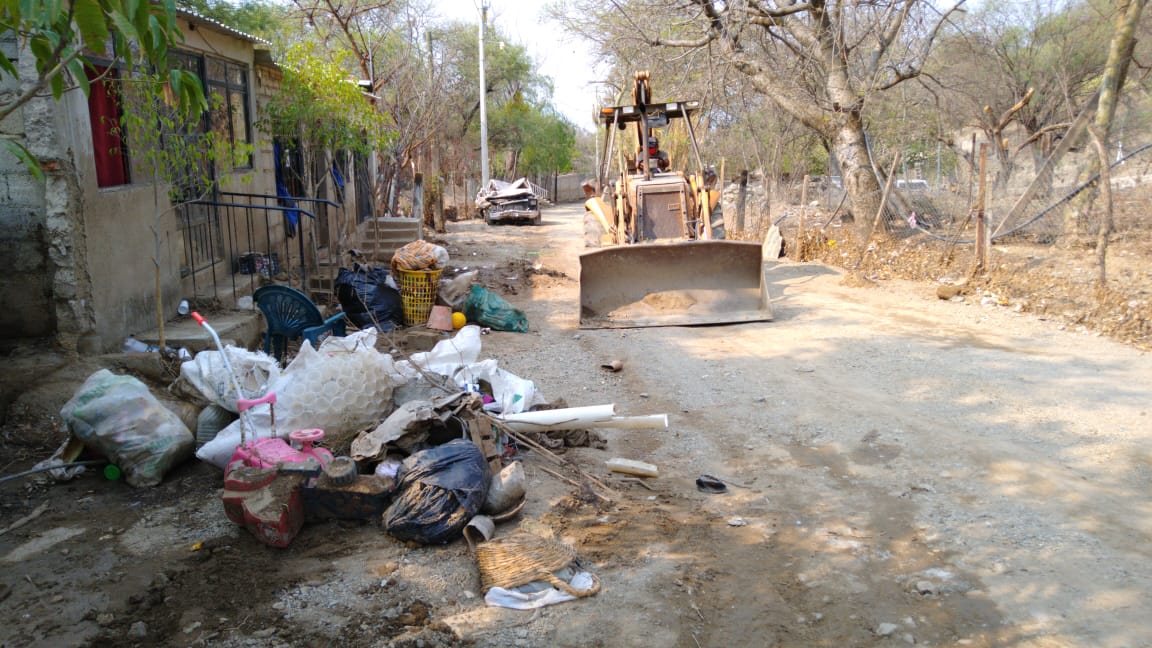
<box><xmin>696</xmin><ymin>475</ymin><xmax>728</xmax><ymax>494</ymax></box>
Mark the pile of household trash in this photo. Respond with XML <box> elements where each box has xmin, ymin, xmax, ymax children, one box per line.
<box><xmin>31</xmin><ymin>322</ymin><xmax>680</xmax><ymax>608</ymax></box>
<box><xmin>335</xmin><ymin>240</ymin><xmax>528</xmax><ymax>333</ymax></box>
<box><xmin>14</xmin><ymin>233</ymin><xmax>692</xmax><ymax>607</ymax></box>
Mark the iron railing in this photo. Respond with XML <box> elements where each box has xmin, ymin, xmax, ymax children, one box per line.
<box><xmin>179</xmin><ymin>198</ymin><xmax>317</xmax><ymax>302</ymax></box>
<box><xmin>221</xmin><ymin>192</ymin><xmax>345</xmax><ymax>278</ymax></box>
<box><xmin>178</xmin><ymin>191</ymin><xmax>345</xmax><ymax>304</ymax></box>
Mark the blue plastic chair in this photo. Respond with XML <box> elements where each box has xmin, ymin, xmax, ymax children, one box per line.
<box><xmin>253</xmin><ymin>285</ymin><xmax>346</xmax><ymax>363</ymax></box>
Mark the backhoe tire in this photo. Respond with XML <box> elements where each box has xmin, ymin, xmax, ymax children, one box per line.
<box><xmin>583</xmin><ymin>211</ymin><xmax>605</xmax><ymax>248</ymax></box>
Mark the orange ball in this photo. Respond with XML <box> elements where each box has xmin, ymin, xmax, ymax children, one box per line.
<box><xmin>451</xmin><ymin>312</ymin><xmax>466</xmax><ymax>330</ymax></box>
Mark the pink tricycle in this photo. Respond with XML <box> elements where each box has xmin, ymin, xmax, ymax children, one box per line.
<box><xmin>225</xmin><ymin>391</ymin><xmax>334</xmax><ymax>471</ymax></box>
<box><xmin>190</xmin><ymin>312</ymin><xmax>333</xmax><ymax>471</ymax></box>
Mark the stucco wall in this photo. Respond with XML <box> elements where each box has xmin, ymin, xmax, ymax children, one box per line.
<box><xmin>2</xmin><ymin>19</ymin><xmax>276</xmax><ymax>352</ymax></box>
<box><xmin>72</xmin><ymin>24</ymin><xmax>267</xmax><ymax>350</ymax></box>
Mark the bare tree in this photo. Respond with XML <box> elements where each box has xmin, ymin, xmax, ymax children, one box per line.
<box><xmin>1091</xmin><ymin>0</ymin><xmax>1147</xmax><ymax>285</ymax></box>
<box><xmin>925</xmin><ymin>0</ymin><xmax>1113</xmax><ymax>189</ymax></box>
<box><xmin>555</xmin><ymin>0</ymin><xmax>964</xmax><ymax>236</ymax></box>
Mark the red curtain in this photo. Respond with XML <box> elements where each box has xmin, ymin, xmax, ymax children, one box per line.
<box><xmin>86</xmin><ymin>65</ymin><xmax>128</xmax><ymax>187</ymax></box>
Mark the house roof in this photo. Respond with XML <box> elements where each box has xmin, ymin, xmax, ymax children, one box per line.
<box><xmin>175</xmin><ymin>6</ymin><xmax>270</xmax><ymax>45</ymax></box>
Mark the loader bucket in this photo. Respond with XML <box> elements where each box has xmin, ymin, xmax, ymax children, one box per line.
<box><xmin>579</xmin><ymin>240</ymin><xmax>774</xmax><ymax>329</ymax></box>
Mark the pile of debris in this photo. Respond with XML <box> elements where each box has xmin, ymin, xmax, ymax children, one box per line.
<box><xmin>24</xmin><ymin>320</ymin><xmax>669</xmax><ymax>609</ymax></box>
<box><xmin>338</xmin><ymin>239</ymin><xmax>529</xmax><ymax>333</ymax></box>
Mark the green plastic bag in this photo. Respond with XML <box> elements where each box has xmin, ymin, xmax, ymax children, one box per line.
<box><xmin>462</xmin><ymin>285</ymin><xmax>529</xmax><ymax>332</ymax></box>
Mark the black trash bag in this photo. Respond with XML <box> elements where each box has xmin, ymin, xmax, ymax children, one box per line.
<box><xmin>334</xmin><ymin>264</ymin><xmax>405</xmax><ymax>332</ymax></box>
<box><xmin>383</xmin><ymin>439</ymin><xmax>491</xmax><ymax>544</ymax></box>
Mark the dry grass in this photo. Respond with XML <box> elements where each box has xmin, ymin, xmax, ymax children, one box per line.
<box><xmin>784</xmin><ymin>226</ymin><xmax>1152</xmax><ymax>350</ymax></box>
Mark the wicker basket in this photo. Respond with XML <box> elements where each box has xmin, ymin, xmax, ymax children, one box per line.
<box><xmin>474</xmin><ymin>532</ymin><xmax>601</xmax><ymax>597</ymax></box>
<box><xmin>396</xmin><ymin>268</ymin><xmax>443</xmax><ymax>326</ymax></box>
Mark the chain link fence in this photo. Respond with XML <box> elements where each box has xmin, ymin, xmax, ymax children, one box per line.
<box><xmin>722</xmin><ymin>138</ymin><xmax>1152</xmax><ymax>253</ymax></box>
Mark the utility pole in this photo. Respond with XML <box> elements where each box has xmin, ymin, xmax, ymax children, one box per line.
<box><xmin>428</xmin><ymin>31</ymin><xmax>444</xmax><ymax>232</ymax></box>
<box><xmin>478</xmin><ymin>2</ymin><xmax>490</xmax><ymax>188</ymax></box>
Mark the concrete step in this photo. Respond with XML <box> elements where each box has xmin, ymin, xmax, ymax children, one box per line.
<box><xmin>349</xmin><ymin>217</ymin><xmax>422</xmax><ymax>264</ymax></box>
<box><xmin>356</xmin><ymin>218</ymin><xmax>421</xmax><ymax>242</ymax></box>
<box><xmin>134</xmin><ymin>310</ymin><xmax>265</xmax><ymax>353</ymax></box>
<box><xmin>309</xmin><ymin>275</ymin><xmax>337</xmax><ymax>292</ymax></box>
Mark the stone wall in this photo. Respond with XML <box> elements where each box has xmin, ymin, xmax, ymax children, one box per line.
<box><xmin>0</xmin><ymin>34</ymin><xmax>85</xmax><ymax>347</ymax></box>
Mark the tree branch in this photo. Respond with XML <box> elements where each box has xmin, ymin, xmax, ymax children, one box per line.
<box><xmin>0</xmin><ymin>47</ymin><xmax>85</xmax><ymax>125</ymax></box>
<box><xmin>865</xmin><ymin>0</ymin><xmax>915</xmax><ymax>81</ymax></box>
<box><xmin>1013</xmin><ymin>121</ymin><xmax>1072</xmax><ymax>154</ymax></box>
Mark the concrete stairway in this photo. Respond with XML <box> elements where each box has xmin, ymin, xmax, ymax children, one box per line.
<box><xmin>307</xmin><ymin>217</ymin><xmax>423</xmax><ymax>300</ymax></box>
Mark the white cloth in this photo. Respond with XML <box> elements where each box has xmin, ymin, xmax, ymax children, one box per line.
<box><xmin>483</xmin><ymin>572</ymin><xmax>596</xmax><ymax>610</ymax></box>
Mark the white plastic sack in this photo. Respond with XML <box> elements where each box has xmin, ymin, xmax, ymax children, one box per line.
<box><xmin>484</xmin><ymin>571</ymin><xmax>598</xmax><ymax>610</ymax></box>
<box><xmin>454</xmin><ymin>359</ymin><xmax>543</xmax><ymax>415</ymax></box>
<box><xmin>61</xmin><ymin>370</ymin><xmax>194</xmax><ymax>487</ymax></box>
<box><xmin>393</xmin><ymin>325</ymin><xmax>542</xmax><ymax>415</ymax></box>
<box><xmin>397</xmin><ymin>325</ymin><xmax>483</xmax><ymax>378</ymax></box>
<box><xmin>196</xmin><ymin>329</ymin><xmax>406</xmax><ymax>469</ymax></box>
<box><xmin>179</xmin><ymin>346</ymin><xmax>280</xmax><ymax>412</ymax></box>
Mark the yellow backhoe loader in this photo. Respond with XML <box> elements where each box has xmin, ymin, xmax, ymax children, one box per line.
<box><xmin>579</xmin><ymin>71</ymin><xmax>774</xmax><ymax>328</ymax></box>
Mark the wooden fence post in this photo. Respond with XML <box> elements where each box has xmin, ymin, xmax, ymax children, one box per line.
<box><xmin>976</xmin><ymin>143</ymin><xmax>989</xmax><ymax>271</ymax></box>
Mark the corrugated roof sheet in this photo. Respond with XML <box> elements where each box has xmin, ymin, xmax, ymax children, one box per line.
<box><xmin>175</xmin><ymin>6</ymin><xmax>271</xmax><ymax>45</ymax></box>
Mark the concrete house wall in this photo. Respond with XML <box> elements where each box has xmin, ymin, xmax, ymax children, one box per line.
<box><xmin>0</xmin><ymin>14</ymin><xmax>278</xmax><ymax>353</ymax></box>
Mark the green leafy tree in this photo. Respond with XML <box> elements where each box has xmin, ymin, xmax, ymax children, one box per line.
<box><xmin>257</xmin><ymin>43</ymin><xmax>395</xmax><ymax>246</ymax></box>
<box><xmin>177</xmin><ymin>0</ymin><xmax>288</xmax><ymax>38</ymax></box>
<box><xmin>1</xmin><ymin>0</ymin><xmax>205</xmax><ymax>173</ymax></box>
<box><xmin>285</xmin><ymin>0</ymin><xmax>442</xmax><ymax>216</ymax></box>
<box><xmin>518</xmin><ymin>109</ymin><xmax>577</xmax><ymax>177</ymax></box>
<box><xmin>434</xmin><ymin>20</ymin><xmax>575</xmax><ymax>180</ymax></box>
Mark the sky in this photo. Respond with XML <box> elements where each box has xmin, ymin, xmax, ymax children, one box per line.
<box><xmin>431</xmin><ymin>0</ymin><xmax>603</xmax><ymax>130</ymax></box>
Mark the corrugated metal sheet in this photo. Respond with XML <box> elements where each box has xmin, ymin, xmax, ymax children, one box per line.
<box><xmin>176</xmin><ymin>6</ymin><xmax>270</xmax><ymax>45</ymax></box>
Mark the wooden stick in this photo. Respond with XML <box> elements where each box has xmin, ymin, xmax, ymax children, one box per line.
<box><xmin>504</xmin><ymin>427</ymin><xmax>619</xmax><ymax>496</ymax></box>
<box><xmin>0</xmin><ymin>502</ymin><xmax>49</xmax><ymax>537</ymax></box>
<box><xmin>537</xmin><ymin>465</ymin><xmax>612</xmax><ymax>503</ymax></box>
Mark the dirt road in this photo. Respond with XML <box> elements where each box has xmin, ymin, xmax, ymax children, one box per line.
<box><xmin>2</xmin><ymin>202</ymin><xmax>1151</xmax><ymax>647</ymax></box>
<box><xmin>445</xmin><ymin>203</ymin><xmax>1152</xmax><ymax>647</ymax></box>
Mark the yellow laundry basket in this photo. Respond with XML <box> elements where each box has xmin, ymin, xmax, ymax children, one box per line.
<box><xmin>397</xmin><ymin>268</ymin><xmax>443</xmax><ymax>326</ymax></box>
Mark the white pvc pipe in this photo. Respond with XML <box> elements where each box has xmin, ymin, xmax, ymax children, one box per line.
<box><xmin>496</xmin><ymin>405</ymin><xmax>668</xmax><ymax>432</ymax></box>
<box><xmin>497</xmin><ymin>404</ymin><xmax>616</xmax><ymax>429</ymax></box>
<box><xmin>600</xmin><ymin>415</ymin><xmax>669</xmax><ymax>429</ymax></box>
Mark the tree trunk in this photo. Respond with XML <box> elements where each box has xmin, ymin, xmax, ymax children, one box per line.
<box><xmin>1065</xmin><ymin>0</ymin><xmax>1144</xmax><ymax>247</ymax></box>
<box><xmin>1089</xmin><ymin>126</ymin><xmax>1113</xmax><ymax>287</ymax></box>
<box><xmin>1090</xmin><ymin>0</ymin><xmax>1146</xmax><ymax>284</ymax></box>
<box><xmin>414</xmin><ymin>173</ymin><xmax>430</xmax><ymax>230</ymax></box>
<box><xmin>735</xmin><ymin>170</ymin><xmax>748</xmax><ymax>232</ymax></box>
<box><xmin>832</xmin><ymin>119</ymin><xmax>883</xmax><ymax>237</ymax></box>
